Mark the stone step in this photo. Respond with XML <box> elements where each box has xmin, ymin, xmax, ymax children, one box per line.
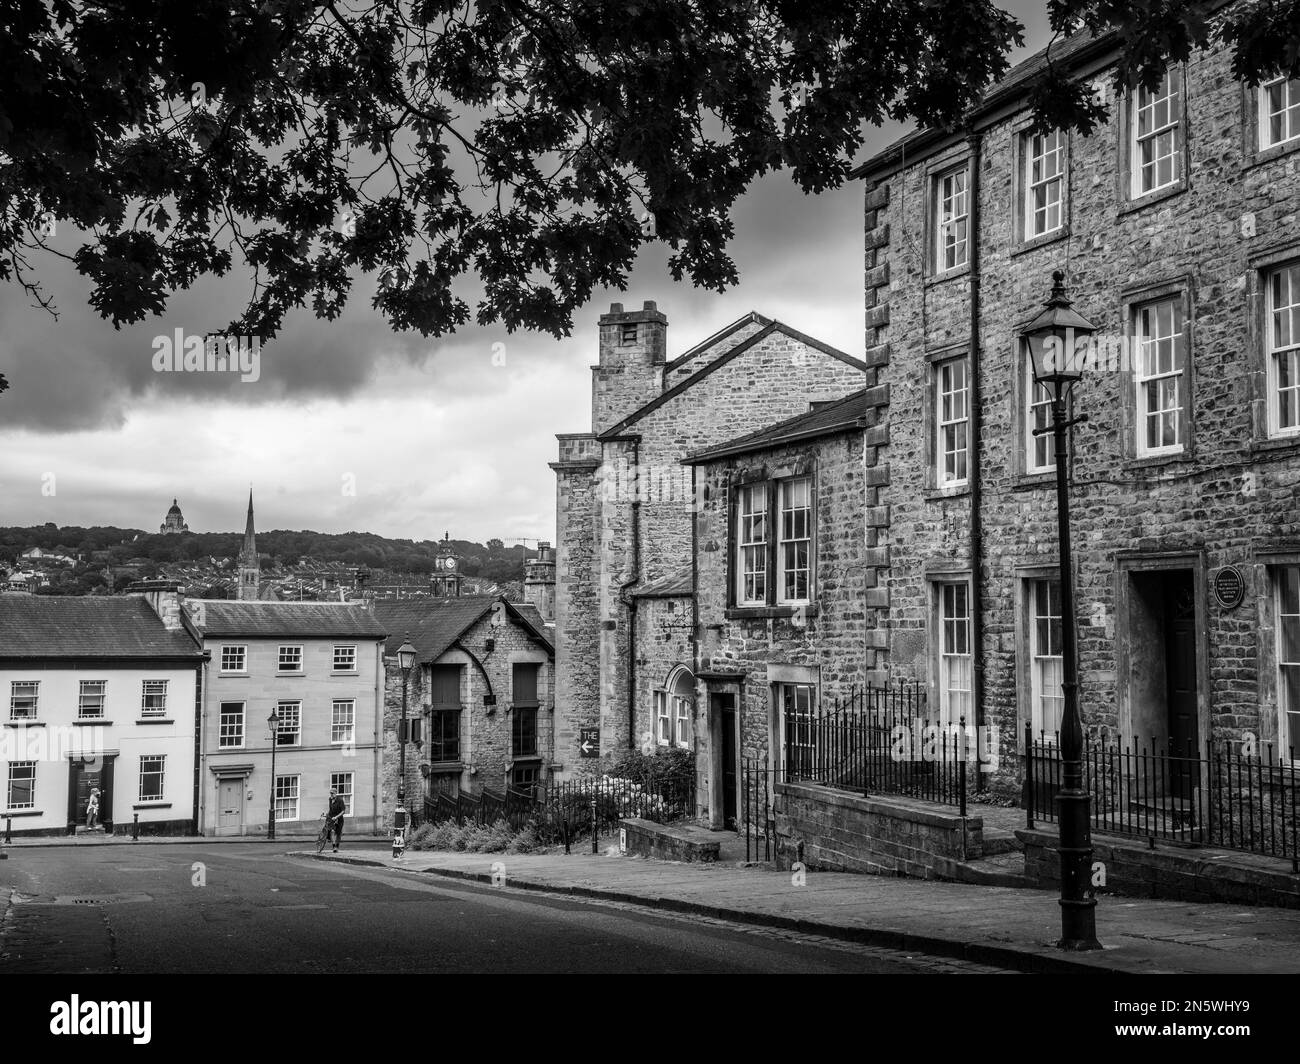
<box><xmin>980</xmin><ymin>829</ymin><xmax>1023</xmax><ymax>857</ymax></box>
<box><xmin>948</xmin><ymin>850</ymin><xmax>1030</xmax><ymax>888</ymax></box>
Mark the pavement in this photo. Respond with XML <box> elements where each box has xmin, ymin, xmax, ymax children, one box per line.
<box><xmin>302</xmin><ymin>844</ymin><xmax>1300</xmax><ymax>975</ymax></box>
<box><xmin>7</xmin><ymin>831</ymin><xmax>1300</xmax><ymax>973</ymax></box>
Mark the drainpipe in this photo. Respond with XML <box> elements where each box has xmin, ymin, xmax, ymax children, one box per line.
<box><xmin>613</xmin><ymin>437</ymin><xmax>643</xmax><ymax>751</ymax></box>
<box><xmin>967</xmin><ymin>127</ymin><xmax>985</xmax><ymax>742</ymax></box>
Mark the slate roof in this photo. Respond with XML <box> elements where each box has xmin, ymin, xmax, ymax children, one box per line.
<box><xmin>373</xmin><ymin>596</ymin><xmax>553</xmax><ymax>663</ymax></box>
<box><xmin>631</xmin><ymin>567</ymin><xmax>694</xmax><ymax>598</ymax></box>
<box><xmin>0</xmin><ymin>596</ymin><xmax>203</xmax><ymax>659</ymax></box>
<box><xmin>683</xmin><ymin>388</ymin><xmax>870</xmax><ymax>463</ymax></box>
<box><xmin>188</xmin><ymin>600</ymin><xmax>388</xmax><ymax>639</ymax></box>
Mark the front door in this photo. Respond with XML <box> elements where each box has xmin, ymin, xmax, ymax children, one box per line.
<box><xmin>74</xmin><ymin>765</ymin><xmax>101</xmax><ymax>826</ymax></box>
<box><xmin>713</xmin><ymin>693</ymin><xmax>738</xmax><ymax>830</ymax></box>
<box><xmin>217</xmin><ymin>779</ymin><xmax>245</xmax><ymax>836</ymax></box>
<box><xmin>1164</xmin><ymin>573</ymin><xmax>1200</xmax><ymax>798</ymax></box>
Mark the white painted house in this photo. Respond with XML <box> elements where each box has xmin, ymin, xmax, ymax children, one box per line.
<box><xmin>0</xmin><ymin>586</ymin><xmax>204</xmax><ymax>836</ymax></box>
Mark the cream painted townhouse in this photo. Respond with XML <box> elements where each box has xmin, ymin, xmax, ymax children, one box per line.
<box><xmin>187</xmin><ymin>600</ymin><xmax>388</xmax><ymax>836</ymax></box>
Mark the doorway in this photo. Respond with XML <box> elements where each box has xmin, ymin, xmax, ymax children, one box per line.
<box><xmin>711</xmin><ymin>692</ymin><xmax>738</xmax><ymax>830</ymax></box>
<box><xmin>69</xmin><ymin>756</ymin><xmax>115</xmax><ymax>832</ymax></box>
<box><xmin>73</xmin><ymin>764</ymin><xmax>102</xmax><ymax>827</ymax></box>
<box><xmin>217</xmin><ymin>778</ymin><xmax>245</xmax><ymax>836</ymax></box>
<box><xmin>1123</xmin><ymin>565</ymin><xmax>1203</xmax><ymax>800</ymax></box>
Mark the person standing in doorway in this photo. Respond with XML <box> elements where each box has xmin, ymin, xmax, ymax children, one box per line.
<box><xmin>85</xmin><ymin>788</ymin><xmax>101</xmax><ymax>830</ymax></box>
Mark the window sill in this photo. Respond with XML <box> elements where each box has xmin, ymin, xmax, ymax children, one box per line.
<box><xmin>217</xmin><ymin>671</ymin><xmax>248</xmax><ymax>677</ymax></box>
<box><xmin>428</xmin><ymin>761</ymin><xmax>464</xmax><ymax>773</ymax></box>
<box><xmin>1243</xmin><ymin>138</ymin><xmax>1300</xmax><ymax>172</ymax></box>
<box><xmin>2</xmin><ymin>809</ymin><xmax>42</xmax><ymax>818</ymax></box>
<box><xmin>1013</xmin><ymin>470</ymin><xmax>1058</xmax><ymax>491</ymax></box>
<box><xmin>724</xmin><ymin>604</ymin><xmax>820</xmax><ymax>621</ymax></box>
<box><xmin>510</xmin><ymin>755</ymin><xmax>543</xmax><ymax>764</ymax></box>
<box><xmin>1118</xmin><ymin>181</ymin><xmax>1187</xmax><ymax>217</ymax></box>
<box><xmin>1125</xmin><ymin>450</ymin><xmax>1191</xmax><ymax>473</ymax></box>
<box><xmin>217</xmin><ymin>745</ymin><xmax>246</xmax><ymax>752</ymax></box>
<box><xmin>923</xmin><ymin>485</ymin><xmax>971</xmax><ymax>503</ymax></box>
<box><xmin>4</xmin><ymin>720</ymin><xmax>44</xmax><ymax>728</ymax></box>
<box><xmin>136</xmin><ymin>718</ymin><xmax>174</xmax><ymax>726</ymax></box>
<box><xmin>133</xmin><ymin>802</ymin><xmax>172</xmax><ymax>810</ymax></box>
<box><xmin>1251</xmin><ymin>433</ymin><xmax>1300</xmax><ymax>456</ymax></box>
<box><xmin>330</xmin><ymin>671</ymin><xmax>359</xmax><ymax>677</ymax></box>
<box><xmin>275</xmin><ymin>672</ymin><xmax>305</xmax><ymax>677</ymax></box>
<box><xmin>924</xmin><ymin>263</ymin><xmax>971</xmax><ymax>288</ymax></box>
<box><xmin>74</xmin><ymin>719</ymin><xmax>110</xmax><ymax>726</ymax></box>
<box><xmin>1010</xmin><ymin>227</ymin><xmax>1070</xmax><ymax>258</ymax></box>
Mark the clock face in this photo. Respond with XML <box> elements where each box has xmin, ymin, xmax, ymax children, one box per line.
<box><xmin>445</xmin><ymin>557</ymin><xmax>457</xmax><ymax>571</ymax></box>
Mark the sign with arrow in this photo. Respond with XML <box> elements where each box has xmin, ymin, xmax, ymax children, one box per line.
<box><xmin>579</xmin><ymin>727</ymin><xmax>599</xmax><ymax>758</ymax></box>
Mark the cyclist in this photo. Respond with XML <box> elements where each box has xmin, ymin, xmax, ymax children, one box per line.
<box><xmin>325</xmin><ymin>788</ymin><xmax>346</xmax><ymax>852</ymax></box>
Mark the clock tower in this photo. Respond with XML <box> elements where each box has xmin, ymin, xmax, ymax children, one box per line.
<box><xmin>430</xmin><ymin>532</ymin><xmax>461</xmax><ymax>597</ymax></box>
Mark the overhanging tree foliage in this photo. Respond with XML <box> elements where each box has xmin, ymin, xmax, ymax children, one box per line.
<box><xmin>2</xmin><ymin>0</ymin><xmax>1298</xmax><ymax>345</ymax></box>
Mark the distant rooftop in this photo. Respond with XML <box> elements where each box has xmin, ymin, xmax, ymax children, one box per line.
<box><xmin>0</xmin><ymin>596</ymin><xmax>202</xmax><ymax>659</ymax></box>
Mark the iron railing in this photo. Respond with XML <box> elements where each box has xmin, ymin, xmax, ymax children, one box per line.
<box><xmin>1025</xmin><ymin>725</ymin><xmax>1300</xmax><ymax>870</ymax></box>
<box><xmin>780</xmin><ymin>682</ymin><xmax>981</xmax><ymax>812</ymax></box>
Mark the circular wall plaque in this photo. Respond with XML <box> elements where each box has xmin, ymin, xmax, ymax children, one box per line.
<box><xmin>1213</xmin><ymin>566</ymin><xmax>1245</xmax><ymax>610</ymax></box>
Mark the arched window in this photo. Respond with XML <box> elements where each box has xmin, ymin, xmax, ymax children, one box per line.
<box><xmin>655</xmin><ymin>666</ymin><xmax>694</xmax><ymax>750</ymax></box>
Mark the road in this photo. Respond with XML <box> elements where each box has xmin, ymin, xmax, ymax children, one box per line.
<box><xmin>0</xmin><ymin>843</ymin><xmax>1012</xmax><ymax>974</ymax></box>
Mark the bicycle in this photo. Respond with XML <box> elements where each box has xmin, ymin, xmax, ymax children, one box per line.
<box><xmin>316</xmin><ymin>813</ymin><xmax>332</xmax><ymax>853</ymax></box>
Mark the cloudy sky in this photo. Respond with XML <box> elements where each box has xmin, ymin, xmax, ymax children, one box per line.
<box><xmin>0</xmin><ymin>2</ymin><xmax>1049</xmax><ymax>544</ymax></box>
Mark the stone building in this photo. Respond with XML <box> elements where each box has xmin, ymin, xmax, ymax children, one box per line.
<box><xmin>549</xmin><ymin>301</ymin><xmax>867</xmax><ymax>775</ymax></box>
<box><xmin>523</xmin><ymin>541</ymin><xmax>556</xmax><ymax>623</ymax></box>
<box><xmin>852</xmin><ymin>15</ymin><xmax>1300</xmax><ymax>786</ymax></box>
<box><xmin>160</xmin><ymin>499</ymin><xmax>189</xmax><ymax>535</ymax></box>
<box><xmin>374</xmin><ymin>596</ymin><xmax>554</xmax><ymax>818</ymax></box>
<box><xmin>682</xmin><ymin>391</ymin><xmax>877</xmax><ymax>826</ymax></box>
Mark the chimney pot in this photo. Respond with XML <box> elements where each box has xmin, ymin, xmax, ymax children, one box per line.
<box><xmin>643</xmin><ymin>300</ymin><xmax>657</xmax><ymax>311</ymax></box>
<box><xmin>609</xmin><ymin>302</ymin><xmax>624</xmax><ymax>313</ymax></box>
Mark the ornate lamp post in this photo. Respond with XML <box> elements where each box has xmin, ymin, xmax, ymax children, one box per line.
<box><xmin>395</xmin><ymin>634</ymin><xmax>417</xmax><ymax>832</ymax></box>
<box><xmin>1022</xmin><ymin>270</ymin><xmax>1102</xmax><ymax>952</ymax></box>
<box><xmin>266</xmin><ymin>707</ymin><xmax>280</xmax><ymax>841</ymax></box>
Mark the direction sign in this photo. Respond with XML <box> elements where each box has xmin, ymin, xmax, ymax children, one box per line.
<box><xmin>579</xmin><ymin>727</ymin><xmax>599</xmax><ymax>758</ymax></box>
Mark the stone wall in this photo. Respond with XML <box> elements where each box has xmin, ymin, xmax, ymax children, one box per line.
<box><xmin>1019</xmin><ymin>827</ymin><xmax>1300</xmax><ymax>909</ymax></box>
<box><xmin>866</xmin><ymin>23</ymin><xmax>1300</xmax><ymax>782</ymax></box>
<box><xmin>694</xmin><ymin>425</ymin><xmax>875</xmax><ymax>774</ymax></box>
<box><xmin>631</xmin><ymin>594</ymin><xmax>694</xmax><ymax>752</ymax></box>
<box><xmin>775</xmin><ymin>781</ymin><xmax>986</xmax><ymax>878</ymax></box>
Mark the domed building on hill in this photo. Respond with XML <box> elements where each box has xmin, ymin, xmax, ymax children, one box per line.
<box><xmin>160</xmin><ymin>499</ymin><xmax>189</xmax><ymax>535</ymax></box>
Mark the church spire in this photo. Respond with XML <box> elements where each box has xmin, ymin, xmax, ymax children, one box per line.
<box><xmin>236</xmin><ymin>491</ymin><xmax>260</xmax><ymax>601</ymax></box>
<box><xmin>241</xmin><ymin>491</ymin><xmax>257</xmax><ymax>561</ymax></box>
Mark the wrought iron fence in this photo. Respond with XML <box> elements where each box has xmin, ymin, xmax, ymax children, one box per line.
<box><xmin>781</xmin><ymin>682</ymin><xmax>979</xmax><ymax>812</ymax></box>
<box><xmin>1025</xmin><ymin>725</ymin><xmax>1300</xmax><ymax>869</ymax></box>
<box><xmin>421</xmin><ymin>772</ymin><xmax>696</xmax><ymax>846</ymax></box>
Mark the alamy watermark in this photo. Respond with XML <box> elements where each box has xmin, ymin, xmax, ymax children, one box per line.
<box><xmin>151</xmin><ymin>328</ymin><xmax>262</xmax><ymax>383</ymax></box>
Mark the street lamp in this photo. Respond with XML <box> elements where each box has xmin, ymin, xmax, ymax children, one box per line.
<box><xmin>1023</xmin><ymin>269</ymin><xmax>1102</xmax><ymax>951</ymax></box>
<box><xmin>396</xmin><ymin>634</ymin><xmax>417</xmax><ymax>816</ymax></box>
<box><xmin>266</xmin><ymin>707</ymin><xmax>280</xmax><ymax>841</ymax></box>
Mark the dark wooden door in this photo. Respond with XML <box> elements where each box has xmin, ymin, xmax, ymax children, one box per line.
<box><xmin>1164</xmin><ymin>574</ymin><xmax>1200</xmax><ymax>799</ymax></box>
<box><xmin>74</xmin><ymin>766</ymin><xmax>101</xmax><ymax>825</ymax></box>
<box><xmin>716</xmin><ymin>694</ymin><xmax>738</xmax><ymax>829</ymax></box>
